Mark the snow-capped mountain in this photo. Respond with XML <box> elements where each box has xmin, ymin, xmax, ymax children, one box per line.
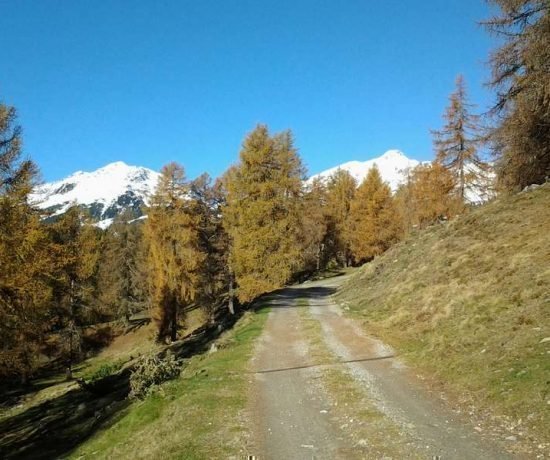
<box><xmin>31</xmin><ymin>150</ymin><xmax>494</xmax><ymax>230</ymax></box>
<box><xmin>308</xmin><ymin>149</ymin><xmax>420</xmax><ymax>191</ymax></box>
<box><xmin>31</xmin><ymin>161</ymin><xmax>160</xmax><ymax>228</ymax></box>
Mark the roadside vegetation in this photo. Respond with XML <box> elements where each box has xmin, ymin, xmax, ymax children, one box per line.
<box><xmin>337</xmin><ymin>184</ymin><xmax>550</xmax><ymax>445</ymax></box>
<box><xmin>69</xmin><ymin>307</ymin><xmax>269</xmax><ymax>459</ymax></box>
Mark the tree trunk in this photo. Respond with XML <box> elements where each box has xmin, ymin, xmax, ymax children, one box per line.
<box><xmin>170</xmin><ymin>301</ymin><xmax>178</xmax><ymax>342</ymax></box>
<box><xmin>67</xmin><ymin>278</ymin><xmax>75</xmax><ymax>380</ymax></box>
<box><xmin>227</xmin><ymin>272</ymin><xmax>235</xmax><ymax>315</ymax></box>
<box><xmin>316</xmin><ymin>244</ymin><xmax>321</xmax><ymax>271</ymax></box>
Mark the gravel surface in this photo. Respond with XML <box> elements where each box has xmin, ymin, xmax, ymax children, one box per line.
<box><xmin>247</xmin><ymin>277</ymin><xmax>516</xmax><ymax>459</ymax></box>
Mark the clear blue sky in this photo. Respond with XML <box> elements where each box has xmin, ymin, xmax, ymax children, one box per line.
<box><xmin>0</xmin><ymin>0</ymin><xmax>496</xmax><ymax>182</ymax></box>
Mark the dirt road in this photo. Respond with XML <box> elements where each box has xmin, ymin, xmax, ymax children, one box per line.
<box><xmin>248</xmin><ymin>275</ymin><xmax>515</xmax><ymax>459</ymax></box>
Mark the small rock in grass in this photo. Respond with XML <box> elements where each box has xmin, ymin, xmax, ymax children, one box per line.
<box><xmin>516</xmin><ymin>370</ymin><xmax>527</xmax><ymax>377</ymax></box>
<box><xmin>505</xmin><ymin>435</ymin><xmax>517</xmax><ymax>442</ymax></box>
<box><xmin>539</xmin><ymin>337</ymin><xmax>550</xmax><ymax>344</ymax></box>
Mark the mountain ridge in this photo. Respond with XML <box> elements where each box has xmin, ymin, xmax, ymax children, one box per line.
<box><xmin>308</xmin><ymin>149</ymin><xmax>420</xmax><ymax>191</ymax></box>
<box><xmin>32</xmin><ymin>150</ymin><xmax>476</xmax><ymax>227</ymax></box>
<box><xmin>31</xmin><ymin>161</ymin><xmax>160</xmax><ymax>228</ymax></box>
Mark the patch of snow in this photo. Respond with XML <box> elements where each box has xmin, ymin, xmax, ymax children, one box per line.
<box><xmin>95</xmin><ymin>218</ymin><xmax>114</xmax><ymax>230</ymax></box>
<box><xmin>128</xmin><ymin>215</ymin><xmax>148</xmax><ymax>224</ymax></box>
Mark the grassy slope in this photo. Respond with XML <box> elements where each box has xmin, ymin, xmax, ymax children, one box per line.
<box><xmin>337</xmin><ymin>184</ymin><xmax>550</xmax><ymax>442</ymax></box>
<box><xmin>0</xmin><ymin>310</ymin><xmax>207</xmax><ymax>423</ymax></box>
<box><xmin>70</xmin><ymin>307</ymin><xmax>269</xmax><ymax>459</ymax></box>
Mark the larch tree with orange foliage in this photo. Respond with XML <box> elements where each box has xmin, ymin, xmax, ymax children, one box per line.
<box><xmin>325</xmin><ymin>169</ymin><xmax>356</xmax><ymax>266</ymax></box>
<box><xmin>395</xmin><ymin>162</ymin><xmax>464</xmax><ymax>232</ymax></box>
<box><xmin>346</xmin><ymin>165</ymin><xmax>401</xmax><ymax>264</ymax></box>
<box><xmin>223</xmin><ymin>125</ymin><xmax>305</xmax><ymax>303</ymax></box>
<box><xmin>0</xmin><ymin>101</ymin><xmax>52</xmax><ymax>382</ymax></box>
<box><xmin>144</xmin><ymin>162</ymin><xmax>205</xmax><ymax>342</ymax></box>
<box><xmin>432</xmin><ymin>75</ymin><xmax>492</xmax><ymax>203</ymax></box>
<box><xmin>483</xmin><ymin>0</ymin><xmax>549</xmax><ymax>190</ymax></box>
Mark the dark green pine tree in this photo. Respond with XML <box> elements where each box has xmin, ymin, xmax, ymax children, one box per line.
<box><xmin>189</xmin><ymin>173</ymin><xmax>232</xmax><ymax>315</ymax></box>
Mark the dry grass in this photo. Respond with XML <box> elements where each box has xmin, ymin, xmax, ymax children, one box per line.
<box><xmin>93</xmin><ymin>323</ymin><xmax>158</xmax><ymax>361</ymax></box>
<box><xmin>76</xmin><ymin>308</ymin><xmax>207</xmax><ymax>381</ymax></box>
<box><xmin>0</xmin><ymin>309</ymin><xmax>209</xmax><ymax>424</ymax></box>
<box><xmin>337</xmin><ymin>184</ymin><xmax>550</xmax><ymax>445</ymax></box>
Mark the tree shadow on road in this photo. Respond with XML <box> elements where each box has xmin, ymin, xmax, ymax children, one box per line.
<box><xmin>262</xmin><ymin>286</ymin><xmax>337</xmax><ymax>309</ymax></box>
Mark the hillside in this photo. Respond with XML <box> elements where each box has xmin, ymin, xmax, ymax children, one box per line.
<box><xmin>3</xmin><ymin>186</ymin><xmax>548</xmax><ymax>458</ymax></box>
<box><xmin>337</xmin><ymin>184</ymin><xmax>550</xmax><ymax>445</ymax></box>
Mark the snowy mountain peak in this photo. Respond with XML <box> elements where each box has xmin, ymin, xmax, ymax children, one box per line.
<box><xmin>380</xmin><ymin>149</ymin><xmax>407</xmax><ymax>160</ymax></box>
<box><xmin>31</xmin><ymin>161</ymin><xmax>161</xmax><ymax>227</ymax></box>
<box><xmin>308</xmin><ymin>149</ymin><xmax>419</xmax><ymax>191</ymax></box>
<box><xmin>103</xmin><ymin>160</ymin><xmax>128</xmax><ymax>168</ymax></box>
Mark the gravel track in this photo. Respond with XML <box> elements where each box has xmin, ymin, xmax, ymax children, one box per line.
<box><xmin>248</xmin><ymin>276</ymin><xmax>516</xmax><ymax>459</ymax></box>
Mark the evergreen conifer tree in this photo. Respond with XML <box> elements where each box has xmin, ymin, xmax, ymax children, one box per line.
<box><xmin>48</xmin><ymin>206</ymin><xmax>100</xmax><ymax>377</ymax></box>
<box><xmin>189</xmin><ymin>173</ymin><xmax>231</xmax><ymax>315</ymax></box>
<box><xmin>96</xmin><ymin>211</ymin><xmax>148</xmax><ymax>323</ymax></box>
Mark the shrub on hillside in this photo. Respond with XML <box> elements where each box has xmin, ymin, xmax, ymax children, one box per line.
<box><xmin>129</xmin><ymin>351</ymin><xmax>181</xmax><ymax>399</ymax></box>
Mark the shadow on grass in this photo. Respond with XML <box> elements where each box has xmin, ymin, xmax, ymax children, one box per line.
<box><xmin>0</xmin><ymin>308</ymin><xmax>241</xmax><ymax>460</ymax></box>
<box><xmin>0</xmin><ymin>317</ymin><xmax>149</xmax><ymax>409</ymax></box>
<box><xmin>0</xmin><ymin>375</ymin><xmax>65</xmax><ymax>410</ymax></box>
<box><xmin>0</xmin><ymin>282</ymin><xmax>335</xmax><ymax>458</ymax></box>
